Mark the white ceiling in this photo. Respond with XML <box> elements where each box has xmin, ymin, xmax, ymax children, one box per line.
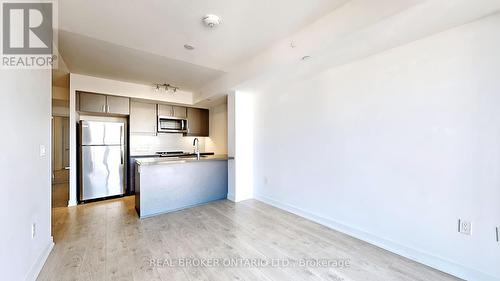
<box><xmin>58</xmin><ymin>31</ymin><xmax>225</xmax><ymax>92</ymax></box>
<box><xmin>58</xmin><ymin>0</ymin><xmax>347</xmax><ymax>91</ymax></box>
<box><xmin>198</xmin><ymin>0</ymin><xmax>500</xmax><ymax>102</ymax></box>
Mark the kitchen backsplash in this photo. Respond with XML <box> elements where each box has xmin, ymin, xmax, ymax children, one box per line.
<box><xmin>130</xmin><ymin>133</ymin><xmax>206</xmax><ymax>156</ymax></box>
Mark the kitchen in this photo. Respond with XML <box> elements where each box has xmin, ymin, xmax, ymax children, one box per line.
<box><xmin>73</xmin><ymin>76</ymin><xmax>229</xmax><ymax>218</ymax></box>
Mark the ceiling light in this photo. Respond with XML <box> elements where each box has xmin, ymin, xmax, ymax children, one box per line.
<box><xmin>184</xmin><ymin>44</ymin><xmax>195</xmax><ymax>50</ymax></box>
<box><xmin>202</xmin><ymin>14</ymin><xmax>221</xmax><ymax>28</ymax></box>
<box><xmin>154</xmin><ymin>83</ymin><xmax>179</xmax><ymax>94</ymax></box>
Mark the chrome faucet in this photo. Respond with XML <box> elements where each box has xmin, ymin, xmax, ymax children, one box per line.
<box><xmin>193</xmin><ymin>138</ymin><xmax>200</xmax><ymax>160</ymax></box>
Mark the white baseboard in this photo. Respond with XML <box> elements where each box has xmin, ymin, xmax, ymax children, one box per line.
<box><xmin>227</xmin><ymin>192</ymin><xmax>236</xmax><ymax>202</ymax></box>
<box><xmin>68</xmin><ymin>199</ymin><xmax>77</xmax><ymax>207</ymax></box>
<box><xmin>25</xmin><ymin>237</ymin><xmax>54</xmax><ymax>281</ymax></box>
<box><xmin>227</xmin><ymin>192</ymin><xmax>253</xmax><ymax>203</ymax></box>
<box><xmin>254</xmin><ymin>194</ymin><xmax>499</xmax><ymax>281</ymax></box>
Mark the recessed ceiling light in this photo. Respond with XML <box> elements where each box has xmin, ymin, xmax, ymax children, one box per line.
<box><xmin>184</xmin><ymin>44</ymin><xmax>195</xmax><ymax>50</ymax></box>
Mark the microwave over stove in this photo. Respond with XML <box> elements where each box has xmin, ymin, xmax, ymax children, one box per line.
<box><xmin>157</xmin><ymin>116</ymin><xmax>188</xmax><ymax>133</ymax></box>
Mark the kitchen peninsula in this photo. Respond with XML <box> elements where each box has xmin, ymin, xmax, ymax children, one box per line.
<box><xmin>134</xmin><ymin>154</ymin><xmax>228</xmax><ymax>218</ymax></box>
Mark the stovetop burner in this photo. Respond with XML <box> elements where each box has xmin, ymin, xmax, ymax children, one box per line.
<box><xmin>155</xmin><ymin>151</ymin><xmax>186</xmax><ymax>157</ymax></box>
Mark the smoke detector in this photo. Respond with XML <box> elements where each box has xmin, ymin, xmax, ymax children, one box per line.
<box><xmin>202</xmin><ymin>14</ymin><xmax>221</xmax><ymax>28</ymax></box>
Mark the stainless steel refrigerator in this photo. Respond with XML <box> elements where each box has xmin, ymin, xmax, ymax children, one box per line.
<box><xmin>79</xmin><ymin>120</ymin><xmax>126</xmax><ymax>201</ymax></box>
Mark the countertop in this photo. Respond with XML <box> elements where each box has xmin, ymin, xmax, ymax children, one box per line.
<box><xmin>136</xmin><ymin>154</ymin><xmax>229</xmax><ymax>166</ymax></box>
<box><xmin>131</xmin><ymin>152</ymin><xmax>215</xmax><ymax>158</ymax></box>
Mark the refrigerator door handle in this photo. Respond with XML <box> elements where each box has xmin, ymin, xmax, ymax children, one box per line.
<box><xmin>120</xmin><ymin>146</ymin><xmax>124</xmax><ymax>165</ymax></box>
<box><xmin>119</xmin><ymin>125</ymin><xmax>123</xmax><ymax>145</ymax></box>
<box><xmin>119</xmin><ymin>124</ymin><xmax>124</xmax><ymax>165</ymax></box>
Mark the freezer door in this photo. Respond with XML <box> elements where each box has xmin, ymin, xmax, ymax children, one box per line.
<box><xmin>81</xmin><ymin>145</ymin><xmax>125</xmax><ymax>201</ymax></box>
<box><xmin>81</xmin><ymin>121</ymin><xmax>124</xmax><ymax>146</ymax></box>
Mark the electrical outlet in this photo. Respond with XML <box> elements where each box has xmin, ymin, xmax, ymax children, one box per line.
<box><xmin>31</xmin><ymin>223</ymin><xmax>36</xmax><ymax>239</ymax></box>
<box><xmin>458</xmin><ymin>219</ymin><xmax>471</xmax><ymax>235</ymax></box>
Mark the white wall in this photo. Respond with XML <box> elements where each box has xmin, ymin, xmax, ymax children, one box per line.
<box><xmin>227</xmin><ymin>92</ymin><xmax>254</xmax><ymax>202</ymax></box>
<box><xmin>0</xmin><ymin>69</ymin><xmax>53</xmax><ymax>280</ymax></box>
<box><xmin>252</xmin><ymin>14</ymin><xmax>500</xmax><ymax>281</ymax></box>
<box><xmin>206</xmin><ymin>102</ymin><xmax>228</xmax><ymax>155</ymax></box>
<box><xmin>70</xmin><ymin>74</ymin><xmax>194</xmax><ymax>104</ymax></box>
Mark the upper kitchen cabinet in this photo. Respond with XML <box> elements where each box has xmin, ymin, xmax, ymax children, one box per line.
<box><xmin>186</xmin><ymin>108</ymin><xmax>209</xmax><ymax>137</ymax></box>
<box><xmin>106</xmin><ymin>96</ymin><xmax>130</xmax><ymax>115</ymax></box>
<box><xmin>173</xmin><ymin>106</ymin><xmax>187</xmax><ymax>119</ymax></box>
<box><xmin>157</xmin><ymin>104</ymin><xmax>173</xmax><ymax>117</ymax></box>
<box><xmin>79</xmin><ymin>92</ymin><xmax>107</xmax><ymax>113</ymax></box>
<box><xmin>158</xmin><ymin>104</ymin><xmax>187</xmax><ymax>119</ymax></box>
<box><xmin>78</xmin><ymin>92</ymin><xmax>130</xmax><ymax>115</ymax></box>
<box><xmin>130</xmin><ymin>101</ymin><xmax>157</xmax><ymax>134</ymax></box>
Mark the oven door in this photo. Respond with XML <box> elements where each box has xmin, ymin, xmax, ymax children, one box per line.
<box><xmin>158</xmin><ymin>117</ymin><xmax>188</xmax><ymax>133</ymax></box>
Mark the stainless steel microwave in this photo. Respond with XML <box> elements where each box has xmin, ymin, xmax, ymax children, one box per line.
<box><xmin>157</xmin><ymin>116</ymin><xmax>188</xmax><ymax>133</ymax></box>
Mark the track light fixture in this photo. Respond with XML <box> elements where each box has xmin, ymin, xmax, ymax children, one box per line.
<box><xmin>154</xmin><ymin>83</ymin><xmax>179</xmax><ymax>93</ymax></box>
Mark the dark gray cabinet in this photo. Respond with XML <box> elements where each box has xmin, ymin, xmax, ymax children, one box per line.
<box><xmin>157</xmin><ymin>104</ymin><xmax>173</xmax><ymax>116</ymax></box>
<box><xmin>173</xmin><ymin>106</ymin><xmax>187</xmax><ymax>118</ymax></box>
<box><xmin>186</xmin><ymin>108</ymin><xmax>209</xmax><ymax>137</ymax></box>
<box><xmin>106</xmin><ymin>96</ymin><xmax>130</xmax><ymax>115</ymax></box>
<box><xmin>78</xmin><ymin>92</ymin><xmax>130</xmax><ymax>115</ymax></box>
<box><xmin>79</xmin><ymin>92</ymin><xmax>107</xmax><ymax>113</ymax></box>
<box><xmin>158</xmin><ymin>104</ymin><xmax>186</xmax><ymax>118</ymax></box>
<box><xmin>130</xmin><ymin>101</ymin><xmax>157</xmax><ymax>134</ymax></box>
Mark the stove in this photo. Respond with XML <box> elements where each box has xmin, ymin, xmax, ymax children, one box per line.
<box><xmin>155</xmin><ymin>151</ymin><xmax>186</xmax><ymax>157</ymax></box>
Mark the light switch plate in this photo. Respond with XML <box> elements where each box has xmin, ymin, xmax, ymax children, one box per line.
<box><xmin>458</xmin><ymin>219</ymin><xmax>471</xmax><ymax>235</ymax></box>
<box><xmin>39</xmin><ymin>145</ymin><xmax>46</xmax><ymax>157</ymax></box>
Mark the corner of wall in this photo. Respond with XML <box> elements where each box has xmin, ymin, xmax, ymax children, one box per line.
<box><xmin>25</xmin><ymin>237</ymin><xmax>54</xmax><ymax>281</ymax></box>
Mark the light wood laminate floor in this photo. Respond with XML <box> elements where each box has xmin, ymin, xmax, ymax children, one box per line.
<box><xmin>52</xmin><ymin>169</ymin><xmax>69</xmax><ymax>208</ymax></box>
<box><xmin>38</xmin><ymin>196</ymin><xmax>461</xmax><ymax>281</ymax></box>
